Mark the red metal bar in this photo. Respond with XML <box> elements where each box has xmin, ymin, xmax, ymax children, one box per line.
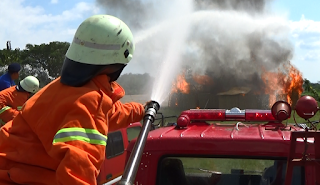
<box><xmin>285</xmin><ymin>131</ymin><xmax>320</xmax><ymax>185</ymax></box>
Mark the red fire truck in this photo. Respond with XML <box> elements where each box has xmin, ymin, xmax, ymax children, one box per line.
<box><xmin>117</xmin><ymin>96</ymin><xmax>320</xmax><ymax>185</ymax></box>
<box><xmin>97</xmin><ymin>122</ymin><xmax>141</xmax><ymax>185</ymax></box>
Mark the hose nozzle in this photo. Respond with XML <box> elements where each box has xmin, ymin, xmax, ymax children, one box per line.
<box><xmin>117</xmin><ymin>100</ymin><xmax>160</xmax><ymax>185</ymax></box>
<box><xmin>144</xmin><ymin>100</ymin><xmax>160</xmax><ymax>122</ymax></box>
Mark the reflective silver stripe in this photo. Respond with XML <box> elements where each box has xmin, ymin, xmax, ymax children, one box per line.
<box><xmin>0</xmin><ymin>106</ymin><xmax>11</xmax><ymax>114</ymax></box>
<box><xmin>73</xmin><ymin>37</ymin><xmax>121</xmax><ymax>50</ymax></box>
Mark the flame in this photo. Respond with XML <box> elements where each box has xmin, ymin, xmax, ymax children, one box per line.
<box><xmin>196</xmin><ymin>106</ymin><xmax>200</xmax><ymax>109</ymax></box>
<box><xmin>285</xmin><ymin>64</ymin><xmax>303</xmax><ymax>105</ymax></box>
<box><xmin>171</xmin><ymin>73</ymin><xmax>190</xmax><ymax>94</ymax></box>
<box><xmin>171</xmin><ymin>73</ymin><xmax>214</xmax><ymax>94</ymax></box>
<box><xmin>261</xmin><ymin>62</ymin><xmax>303</xmax><ymax>107</ymax></box>
<box><xmin>192</xmin><ymin>75</ymin><xmax>214</xmax><ymax>85</ymax></box>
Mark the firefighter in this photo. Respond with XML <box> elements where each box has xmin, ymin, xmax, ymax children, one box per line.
<box><xmin>0</xmin><ymin>15</ymin><xmax>145</xmax><ymax>185</ymax></box>
<box><xmin>0</xmin><ymin>76</ymin><xmax>39</xmax><ymax>126</ymax></box>
<box><xmin>0</xmin><ymin>63</ymin><xmax>21</xmax><ymax>91</ymax></box>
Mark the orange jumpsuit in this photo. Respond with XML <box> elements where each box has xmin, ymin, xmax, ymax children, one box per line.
<box><xmin>0</xmin><ymin>86</ymin><xmax>29</xmax><ymax>126</ymax></box>
<box><xmin>0</xmin><ymin>75</ymin><xmax>145</xmax><ymax>185</ymax></box>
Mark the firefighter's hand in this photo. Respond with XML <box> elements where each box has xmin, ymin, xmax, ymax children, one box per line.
<box><xmin>143</xmin><ymin>100</ymin><xmax>152</xmax><ymax>110</ymax></box>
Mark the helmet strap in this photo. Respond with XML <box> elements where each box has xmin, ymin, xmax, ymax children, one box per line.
<box><xmin>16</xmin><ymin>83</ymin><xmax>27</xmax><ymax>92</ymax></box>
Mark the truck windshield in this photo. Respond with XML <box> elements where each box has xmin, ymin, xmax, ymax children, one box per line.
<box><xmin>157</xmin><ymin>157</ymin><xmax>304</xmax><ymax>185</ymax></box>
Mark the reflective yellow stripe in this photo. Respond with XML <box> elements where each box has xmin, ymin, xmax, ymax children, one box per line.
<box><xmin>17</xmin><ymin>106</ymin><xmax>22</xmax><ymax>111</ymax></box>
<box><xmin>0</xmin><ymin>106</ymin><xmax>11</xmax><ymax>114</ymax></box>
<box><xmin>53</xmin><ymin>128</ymin><xmax>108</xmax><ymax>146</ymax></box>
<box><xmin>0</xmin><ymin>119</ymin><xmax>6</xmax><ymax>126</ymax></box>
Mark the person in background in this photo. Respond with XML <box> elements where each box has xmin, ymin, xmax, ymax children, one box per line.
<box><xmin>0</xmin><ymin>76</ymin><xmax>39</xmax><ymax>126</ymax></box>
<box><xmin>0</xmin><ymin>15</ymin><xmax>145</xmax><ymax>185</ymax></box>
<box><xmin>0</xmin><ymin>63</ymin><xmax>21</xmax><ymax>91</ymax></box>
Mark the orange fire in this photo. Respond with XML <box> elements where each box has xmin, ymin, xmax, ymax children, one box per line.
<box><xmin>171</xmin><ymin>73</ymin><xmax>190</xmax><ymax>94</ymax></box>
<box><xmin>193</xmin><ymin>75</ymin><xmax>214</xmax><ymax>85</ymax></box>
<box><xmin>285</xmin><ymin>64</ymin><xmax>304</xmax><ymax>104</ymax></box>
<box><xmin>261</xmin><ymin>62</ymin><xmax>303</xmax><ymax>107</ymax></box>
<box><xmin>171</xmin><ymin>72</ymin><xmax>214</xmax><ymax>94</ymax></box>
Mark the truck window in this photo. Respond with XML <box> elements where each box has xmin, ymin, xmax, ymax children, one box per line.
<box><xmin>156</xmin><ymin>157</ymin><xmax>305</xmax><ymax>185</ymax></box>
<box><xmin>126</xmin><ymin>126</ymin><xmax>141</xmax><ymax>143</ymax></box>
<box><xmin>106</xmin><ymin>131</ymin><xmax>124</xmax><ymax>159</ymax></box>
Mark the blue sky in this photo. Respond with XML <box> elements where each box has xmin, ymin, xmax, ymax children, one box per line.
<box><xmin>271</xmin><ymin>0</ymin><xmax>320</xmax><ymax>83</ymax></box>
<box><xmin>0</xmin><ymin>0</ymin><xmax>319</xmax><ymax>83</ymax></box>
<box><xmin>272</xmin><ymin>0</ymin><xmax>320</xmax><ymax>21</ymax></box>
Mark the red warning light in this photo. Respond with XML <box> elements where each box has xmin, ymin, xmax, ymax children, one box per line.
<box><xmin>245</xmin><ymin>110</ymin><xmax>276</xmax><ymax>121</ymax></box>
<box><xmin>176</xmin><ymin>108</ymin><xmax>279</xmax><ymax>127</ymax></box>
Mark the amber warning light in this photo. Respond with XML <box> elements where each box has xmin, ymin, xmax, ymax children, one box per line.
<box><xmin>177</xmin><ymin>101</ymin><xmax>291</xmax><ymax>127</ymax></box>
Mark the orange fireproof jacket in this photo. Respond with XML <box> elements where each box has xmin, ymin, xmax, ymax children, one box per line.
<box><xmin>0</xmin><ymin>75</ymin><xmax>145</xmax><ymax>185</ymax></box>
<box><xmin>0</xmin><ymin>86</ymin><xmax>29</xmax><ymax>126</ymax></box>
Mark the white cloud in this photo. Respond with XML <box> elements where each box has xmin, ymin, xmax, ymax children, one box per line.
<box><xmin>288</xmin><ymin>15</ymin><xmax>320</xmax><ymax>82</ymax></box>
<box><xmin>290</xmin><ymin>15</ymin><xmax>320</xmax><ymax>34</ymax></box>
<box><xmin>0</xmin><ymin>0</ymin><xmax>101</xmax><ymax>49</ymax></box>
<box><xmin>50</xmin><ymin>0</ymin><xmax>58</xmax><ymax>4</ymax></box>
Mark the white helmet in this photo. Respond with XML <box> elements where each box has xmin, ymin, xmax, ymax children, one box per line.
<box><xmin>66</xmin><ymin>14</ymin><xmax>134</xmax><ymax>65</ymax></box>
<box><xmin>20</xmin><ymin>76</ymin><xmax>39</xmax><ymax>93</ymax></box>
<box><xmin>61</xmin><ymin>14</ymin><xmax>134</xmax><ymax>86</ymax></box>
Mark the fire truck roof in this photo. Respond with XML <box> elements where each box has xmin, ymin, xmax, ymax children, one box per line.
<box><xmin>127</xmin><ymin>123</ymin><xmax>314</xmax><ymax>158</ymax></box>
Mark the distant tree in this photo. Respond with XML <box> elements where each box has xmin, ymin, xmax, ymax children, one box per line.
<box><xmin>303</xmin><ymin>79</ymin><xmax>311</xmax><ymax>92</ymax></box>
<box><xmin>312</xmin><ymin>82</ymin><xmax>320</xmax><ymax>92</ymax></box>
<box><xmin>0</xmin><ymin>48</ymin><xmax>24</xmax><ymax>85</ymax></box>
<box><xmin>117</xmin><ymin>73</ymin><xmax>154</xmax><ymax>95</ymax></box>
<box><xmin>0</xmin><ymin>48</ymin><xmax>23</xmax><ymax>67</ymax></box>
<box><xmin>302</xmin><ymin>79</ymin><xmax>320</xmax><ymax>102</ymax></box>
<box><xmin>20</xmin><ymin>42</ymin><xmax>70</xmax><ymax>86</ymax></box>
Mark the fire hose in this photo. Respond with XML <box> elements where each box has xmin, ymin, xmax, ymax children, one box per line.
<box><xmin>117</xmin><ymin>100</ymin><xmax>160</xmax><ymax>185</ymax></box>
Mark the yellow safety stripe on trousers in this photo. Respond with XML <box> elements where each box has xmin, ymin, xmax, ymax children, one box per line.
<box><xmin>17</xmin><ymin>106</ymin><xmax>22</xmax><ymax>111</ymax></box>
<box><xmin>53</xmin><ymin>128</ymin><xmax>108</xmax><ymax>146</ymax></box>
<box><xmin>0</xmin><ymin>106</ymin><xmax>11</xmax><ymax>114</ymax></box>
<box><xmin>0</xmin><ymin>119</ymin><xmax>6</xmax><ymax>127</ymax></box>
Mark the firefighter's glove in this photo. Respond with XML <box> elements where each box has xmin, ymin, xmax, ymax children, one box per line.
<box><xmin>143</xmin><ymin>100</ymin><xmax>153</xmax><ymax>110</ymax></box>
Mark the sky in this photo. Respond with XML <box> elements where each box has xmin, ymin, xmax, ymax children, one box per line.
<box><xmin>0</xmin><ymin>0</ymin><xmax>319</xmax><ymax>83</ymax></box>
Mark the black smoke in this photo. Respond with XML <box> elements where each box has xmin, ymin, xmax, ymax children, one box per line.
<box><xmin>96</xmin><ymin>0</ymin><xmax>294</xmax><ymax>96</ymax></box>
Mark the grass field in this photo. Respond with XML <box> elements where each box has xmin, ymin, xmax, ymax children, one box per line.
<box><xmin>180</xmin><ymin>157</ymin><xmax>274</xmax><ymax>175</ymax></box>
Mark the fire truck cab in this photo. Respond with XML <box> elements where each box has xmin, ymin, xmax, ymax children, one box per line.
<box><xmin>125</xmin><ymin>98</ymin><xmax>320</xmax><ymax>185</ymax></box>
<box><xmin>97</xmin><ymin>122</ymin><xmax>141</xmax><ymax>185</ymax></box>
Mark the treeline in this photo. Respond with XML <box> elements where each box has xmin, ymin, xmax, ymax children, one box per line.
<box><xmin>0</xmin><ymin>41</ymin><xmax>155</xmax><ymax>93</ymax></box>
<box><xmin>1</xmin><ymin>42</ymin><xmax>319</xmax><ymax>97</ymax></box>
<box><xmin>117</xmin><ymin>73</ymin><xmax>154</xmax><ymax>95</ymax></box>
<box><xmin>302</xmin><ymin>79</ymin><xmax>320</xmax><ymax>101</ymax></box>
<box><xmin>0</xmin><ymin>41</ymin><xmax>69</xmax><ymax>87</ymax></box>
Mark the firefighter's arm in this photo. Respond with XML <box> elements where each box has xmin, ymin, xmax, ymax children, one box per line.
<box><xmin>0</xmin><ymin>106</ymin><xmax>19</xmax><ymax>122</ymax></box>
<box><xmin>107</xmin><ymin>101</ymin><xmax>145</xmax><ymax>131</ymax></box>
<box><xmin>48</xmin><ymin>92</ymin><xmax>109</xmax><ymax>185</ymax></box>
<box><xmin>51</xmin><ymin>140</ymin><xmax>105</xmax><ymax>185</ymax></box>
<box><xmin>0</xmin><ymin>92</ymin><xmax>27</xmax><ymax>122</ymax></box>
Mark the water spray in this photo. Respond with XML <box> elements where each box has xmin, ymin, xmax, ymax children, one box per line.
<box><xmin>117</xmin><ymin>100</ymin><xmax>160</xmax><ymax>185</ymax></box>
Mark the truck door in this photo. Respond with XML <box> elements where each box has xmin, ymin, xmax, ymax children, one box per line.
<box><xmin>97</xmin><ymin>124</ymin><xmax>142</xmax><ymax>184</ymax></box>
<box><xmin>99</xmin><ymin>130</ymin><xmax>125</xmax><ymax>183</ymax></box>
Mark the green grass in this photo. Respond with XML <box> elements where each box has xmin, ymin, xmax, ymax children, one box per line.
<box><xmin>180</xmin><ymin>157</ymin><xmax>274</xmax><ymax>174</ymax></box>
